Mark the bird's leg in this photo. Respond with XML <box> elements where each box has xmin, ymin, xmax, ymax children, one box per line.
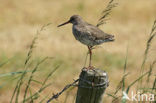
<box><xmin>88</xmin><ymin>46</ymin><xmax>93</xmax><ymax>68</ymax></box>
<box><xmin>83</xmin><ymin>50</ymin><xmax>89</xmax><ymax>68</ymax></box>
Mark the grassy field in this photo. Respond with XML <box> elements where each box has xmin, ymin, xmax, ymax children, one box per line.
<box><xmin>0</xmin><ymin>0</ymin><xmax>156</xmax><ymax>103</ymax></box>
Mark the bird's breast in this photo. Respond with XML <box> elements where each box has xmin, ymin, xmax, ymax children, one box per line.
<box><xmin>72</xmin><ymin>25</ymin><xmax>81</xmax><ymax>40</ymax></box>
<box><xmin>72</xmin><ymin>25</ymin><xmax>94</xmax><ymax>46</ymax></box>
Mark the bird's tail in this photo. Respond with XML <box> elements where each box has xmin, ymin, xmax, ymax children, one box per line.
<box><xmin>107</xmin><ymin>35</ymin><xmax>115</xmax><ymax>42</ymax></box>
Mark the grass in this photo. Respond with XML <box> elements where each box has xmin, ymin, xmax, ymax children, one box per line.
<box><xmin>9</xmin><ymin>23</ymin><xmax>59</xmax><ymax>103</ymax></box>
<box><xmin>10</xmin><ymin>24</ymin><xmax>48</xmax><ymax>103</ymax></box>
<box><xmin>0</xmin><ymin>0</ymin><xmax>156</xmax><ymax>103</ymax></box>
<box><xmin>107</xmin><ymin>20</ymin><xmax>156</xmax><ymax>103</ymax></box>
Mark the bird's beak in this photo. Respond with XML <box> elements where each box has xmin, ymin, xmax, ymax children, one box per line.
<box><xmin>57</xmin><ymin>20</ymin><xmax>70</xmax><ymax>27</ymax></box>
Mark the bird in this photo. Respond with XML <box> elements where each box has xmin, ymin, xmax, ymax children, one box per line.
<box><xmin>58</xmin><ymin>15</ymin><xmax>114</xmax><ymax>69</ymax></box>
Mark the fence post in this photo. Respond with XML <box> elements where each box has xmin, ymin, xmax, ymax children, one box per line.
<box><xmin>76</xmin><ymin>68</ymin><xmax>109</xmax><ymax>103</ymax></box>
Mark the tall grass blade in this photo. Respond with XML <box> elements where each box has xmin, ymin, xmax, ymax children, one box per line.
<box><xmin>106</xmin><ymin>93</ymin><xmax>118</xmax><ymax>99</ymax></box>
<box><xmin>23</xmin><ymin>57</ymin><xmax>49</xmax><ymax>103</ymax></box>
<box><xmin>114</xmin><ymin>47</ymin><xmax>129</xmax><ymax>95</ymax></box>
<box><xmin>114</xmin><ymin>73</ymin><xmax>129</xmax><ymax>95</ymax></box>
<box><xmin>41</xmin><ymin>64</ymin><xmax>60</xmax><ymax>87</ymax></box>
<box><xmin>126</xmin><ymin>71</ymin><xmax>149</xmax><ymax>94</ymax></box>
<box><xmin>0</xmin><ymin>57</ymin><xmax>14</xmax><ymax>67</ymax></box>
<box><xmin>140</xmin><ymin>20</ymin><xmax>156</xmax><ymax>72</ymax></box>
<box><xmin>0</xmin><ymin>76</ymin><xmax>20</xmax><ymax>88</ymax></box>
<box><xmin>96</xmin><ymin>0</ymin><xmax>118</xmax><ymax>27</ymax></box>
<box><xmin>152</xmin><ymin>77</ymin><xmax>156</xmax><ymax>91</ymax></box>
<box><xmin>10</xmin><ymin>23</ymin><xmax>51</xmax><ymax>103</ymax></box>
<box><xmin>29</xmin><ymin>88</ymin><xmax>34</xmax><ymax>103</ymax></box>
<box><xmin>123</xmin><ymin>46</ymin><xmax>128</xmax><ymax>73</ymax></box>
<box><xmin>138</xmin><ymin>20</ymin><xmax>156</xmax><ymax>90</ymax></box>
<box><xmin>23</xmin><ymin>83</ymin><xmax>53</xmax><ymax>102</ymax></box>
<box><xmin>0</xmin><ymin>70</ymin><xmax>33</xmax><ymax>78</ymax></box>
<box><xmin>146</xmin><ymin>60</ymin><xmax>156</xmax><ymax>85</ymax></box>
<box><xmin>23</xmin><ymin>64</ymin><xmax>59</xmax><ymax>102</ymax></box>
<box><xmin>31</xmin><ymin>79</ymin><xmax>43</xmax><ymax>85</ymax></box>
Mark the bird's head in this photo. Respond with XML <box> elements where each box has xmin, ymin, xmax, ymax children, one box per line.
<box><xmin>58</xmin><ymin>15</ymin><xmax>83</xmax><ymax>27</ymax></box>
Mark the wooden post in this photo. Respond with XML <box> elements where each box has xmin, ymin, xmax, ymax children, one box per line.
<box><xmin>76</xmin><ymin>68</ymin><xmax>109</xmax><ymax>103</ymax></box>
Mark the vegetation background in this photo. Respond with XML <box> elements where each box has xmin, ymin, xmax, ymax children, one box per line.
<box><xmin>0</xmin><ymin>0</ymin><xmax>156</xmax><ymax>103</ymax></box>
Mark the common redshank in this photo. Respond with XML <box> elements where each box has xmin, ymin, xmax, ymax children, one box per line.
<box><xmin>58</xmin><ymin>15</ymin><xmax>114</xmax><ymax>68</ymax></box>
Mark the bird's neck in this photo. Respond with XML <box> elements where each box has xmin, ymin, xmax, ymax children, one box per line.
<box><xmin>74</xmin><ymin>20</ymin><xmax>87</xmax><ymax>26</ymax></box>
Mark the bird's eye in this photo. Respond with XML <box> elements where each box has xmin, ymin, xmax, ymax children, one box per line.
<box><xmin>70</xmin><ymin>17</ymin><xmax>74</xmax><ymax>21</ymax></box>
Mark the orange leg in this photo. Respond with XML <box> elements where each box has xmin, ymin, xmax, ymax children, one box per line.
<box><xmin>88</xmin><ymin>46</ymin><xmax>92</xmax><ymax>68</ymax></box>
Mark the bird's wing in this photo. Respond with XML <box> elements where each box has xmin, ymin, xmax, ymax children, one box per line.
<box><xmin>86</xmin><ymin>24</ymin><xmax>114</xmax><ymax>40</ymax></box>
<box><xmin>75</xmin><ymin>24</ymin><xmax>96</xmax><ymax>40</ymax></box>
